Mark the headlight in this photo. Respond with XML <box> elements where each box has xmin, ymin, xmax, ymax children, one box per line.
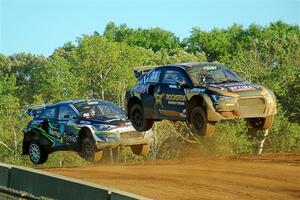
<box><xmin>211</xmin><ymin>94</ymin><xmax>235</xmax><ymax>102</ymax></box>
<box><xmin>265</xmin><ymin>90</ymin><xmax>275</xmax><ymax>102</ymax></box>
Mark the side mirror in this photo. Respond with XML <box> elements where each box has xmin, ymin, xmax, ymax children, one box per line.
<box><xmin>64</xmin><ymin>114</ymin><xmax>70</xmax><ymax>119</ymax></box>
<box><xmin>199</xmin><ymin>75</ymin><xmax>206</xmax><ymax>85</ymax></box>
<box><xmin>176</xmin><ymin>81</ymin><xmax>188</xmax><ymax>89</ymax></box>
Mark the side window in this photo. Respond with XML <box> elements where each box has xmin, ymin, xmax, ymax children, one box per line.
<box><xmin>137</xmin><ymin>74</ymin><xmax>145</xmax><ymax>84</ymax></box>
<box><xmin>162</xmin><ymin>70</ymin><xmax>187</xmax><ymax>85</ymax></box>
<box><xmin>58</xmin><ymin>106</ymin><xmax>77</xmax><ymax>120</ymax></box>
<box><xmin>39</xmin><ymin>108</ymin><xmax>56</xmax><ymax>119</ymax></box>
<box><xmin>145</xmin><ymin>70</ymin><xmax>161</xmax><ymax>83</ymax></box>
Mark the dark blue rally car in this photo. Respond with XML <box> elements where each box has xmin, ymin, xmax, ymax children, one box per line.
<box><xmin>22</xmin><ymin>99</ymin><xmax>153</xmax><ymax>164</ymax></box>
<box><xmin>125</xmin><ymin>62</ymin><xmax>276</xmax><ymax>136</ymax></box>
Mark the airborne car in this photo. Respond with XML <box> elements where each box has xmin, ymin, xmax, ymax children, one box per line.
<box><xmin>22</xmin><ymin>100</ymin><xmax>153</xmax><ymax>164</ymax></box>
<box><xmin>125</xmin><ymin>62</ymin><xmax>276</xmax><ymax>136</ymax></box>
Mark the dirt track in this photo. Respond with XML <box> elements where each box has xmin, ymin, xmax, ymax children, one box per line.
<box><xmin>46</xmin><ymin>153</ymin><xmax>300</xmax><ymax>200</ymax></box>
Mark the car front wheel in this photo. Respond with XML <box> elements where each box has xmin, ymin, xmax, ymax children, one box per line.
<box><xmin>28</xmin><ymin>141</ymin><xmax>48</xmax><ymax>164</ymax></box>
<box><xmin>81</xmin><ymin>137</ymin><xmax>102</xmax><ymax>162</ymax></box>
<box><xmin>130</xmin><ymin>104</ymin><xmax>153</xmax><ymax>132</ymax></box>
<box><xmin>190</xmin><ymin>106</ymin><xmax>216</xmax><ymax>136</ymax></box>
<box><xmin>248</xmin><ymin>115</ymin><xmax>274</xmax><ymax>130</ymax></box>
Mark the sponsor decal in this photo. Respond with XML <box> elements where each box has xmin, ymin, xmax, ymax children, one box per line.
<box><xmin>203</xmin><ymin>66</ymin><xmax>217</xmax><ymax>70</ymax></box>
<box><xmin>168</xmin><ymin>101</ymin><xmax>185</xmax><ymax>105</ymax></box>
<box><xmin>191</xmin><ymin>88</ymin><xmax>206</xmax><ymax>93</ymax></box>
<box><xmin>80</xmin><ymin>120</ymin><xmax>91</xmax><ymax>124</ymax></box>
<box><xmin>228</xmin><ymin>85</ymin><xmax>256</xmax><ymax>92</ymax></box>
<box><xmin>169</xmin><ymin>84</ymin><xmax>179</xmax><ymax>89</ymax></box>
<box><xmin>49</xmin><ymin>129</ymin><xmax>61</xmax><ymax>138</ymax></box>
<box><xmin>64</xmin><ymin>135</ymin><xmax>77</xmax><ymax>143</ymax></box>
<box><xmin>31</xmin><ymin>120</ymin><xmax>44</xmax><ymax>125</ymax></box>
<box><xmin>87</xmin><ymin>101</ymin><xmax>98</xmax><ymax>105</ymax></box>
<box><xmin>165</xmin><ymin>94</ymin><xmax>185</xmax><ymax>101</ymax></box>
<box><xmin>105</xmin><ymin>119</ymin><xmax>118</xmax><ymax>122</ymax></box>
<box><xmin>154</xmin><ymin>93</ymin><xmax>165</xmax><ymax>107</ymax></box>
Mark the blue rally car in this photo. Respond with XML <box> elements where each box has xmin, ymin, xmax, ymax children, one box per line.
<box><xmin>22</xmin><ymin>99</ymin><xmax>153</xmax><ymax>164</ymax></box>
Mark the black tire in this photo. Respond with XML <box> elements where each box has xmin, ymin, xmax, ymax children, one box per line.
<box><xmin>190</xmin><ymin>106</ymin><xmax>216</xmax><ymax>136</ymax></box>
<box><xmin>28</xmin><ymin>141</ymin><xmax>48</xmax><ymax>164</ymax></box>
<box><xmin>248</xmin><ymin>115</ymin><xmax>274</xmax><ymax>130</ymax></box>
<box><xmin>130</xmin><ymin>144</ymin><xmax>150</xmax><ymax>156</ymax></box>
<box><xmin>130</xmin><ymin>104</ymin><xmax>153</xmax><ymax>131</ymax></box>
<box><xmin>81</xmin><ymin>137</ymin><xmax>102</xmax><ymax>162</ymax></box>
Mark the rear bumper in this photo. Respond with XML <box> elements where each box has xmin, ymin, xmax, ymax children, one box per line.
<box><xmin>95</xmin><ymin>137</ymin><xmax>154</xmax><ymax>149</ymax></box>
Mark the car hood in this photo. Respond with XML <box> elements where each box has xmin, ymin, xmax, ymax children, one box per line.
<box><xmin>210</xmin><ymin>81</ymin><xmax>261</xmax><ymax>92</ymax></box>
<box><xmin>206</xmin><ymin>81</ymin><xmax>265</xmax><ymax>97</ymax></box>
<box><xmin>79</xmin><ymin>115</ymin><xmax>130</xmax><ymax>126</ymax></box>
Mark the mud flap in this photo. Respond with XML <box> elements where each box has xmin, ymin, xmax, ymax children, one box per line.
<box><xmin>257</xmin><ymin>129</ymin><xmax>269</xmax><ymax>155</ymax></box>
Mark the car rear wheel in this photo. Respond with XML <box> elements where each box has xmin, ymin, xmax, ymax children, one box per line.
<box><xmin>130</xmin><ymin>144</ymin><xmax>150</xmax><ymax>156</ymax></box>
<box><xmin>190</xmin><ymin>107</ymin><xmax>215</xmax><ymax>136</ymax></box>
<box><xmin>130</xmin><ymin>104</ymin><xmax>153</xmax><ymax>131</ymax></box>
<box><xmin>28</xmin><ymin>141</ymin><xmax>48</xmax><ymax>164</ymax></box>
<box><xmin>248</xmin><ymin>115</ymin><xmax>274</xmax><ymax>130</ymax></box>
<box><xmin>81</xmin><ymin>137</ymin><xmax>102</xmax><ymax>162</ymax></box>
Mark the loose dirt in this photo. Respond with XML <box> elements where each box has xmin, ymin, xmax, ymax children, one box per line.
<box><xmin>45</xmin><ymin>153</ymin><xmax>300</xmax><ymax>200</ymax></box>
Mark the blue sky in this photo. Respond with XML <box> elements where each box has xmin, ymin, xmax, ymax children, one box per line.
<box><xmin>1</xmin><ymin>0</ymin><xmax>299</xmax><ymax>57</ymax></box>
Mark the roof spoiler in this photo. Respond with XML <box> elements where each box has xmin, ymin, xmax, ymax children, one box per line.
<box><xmin>27</xmin><ymin>105</ymin><xmax>45</xmax><ymax>117</ymax></box>
<box><xmin>133</xmin><ymin>65</ymin><xmax>159</xmax><ymax>79</ymax></box>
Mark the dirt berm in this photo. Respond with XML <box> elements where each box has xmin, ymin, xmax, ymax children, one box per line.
<box><xmin>45</xmin><ymin>153</ymin><xmax>300</xmax><ymax>200</ymax></box>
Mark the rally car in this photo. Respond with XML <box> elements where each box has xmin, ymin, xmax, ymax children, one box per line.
<box><xmin>22</xmin><ymin>99</ymin><xmax>153</xmax><ymax>164</ymax></box>
<box><xmin>125</xmin><ymin>62</ymin><xmax>276</xmax><ymax>136</ymax></box>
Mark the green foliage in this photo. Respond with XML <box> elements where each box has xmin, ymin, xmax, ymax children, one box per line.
<box><xmin>103</xmin><ymin>22</ymin><xmax>180</xmax><ymax>51</ymax></box>
<box><xmin>152</xmin><ymin>120</ymin><xmax>255</xmax><ymax>159</ymax></box>
<box><xmin>264</xmin><ymin>106</ymin><xmax>300</xmax><ymax>152</ymax></box>
<box><xmin>0</xmin><ymin>21</ymin><xmax>299</xmax><ymax>166</ymax></box>
<box><xmin>34</xmin><ymin>54</ymin><xmax>80</xmax><ymax>103</ymax></box>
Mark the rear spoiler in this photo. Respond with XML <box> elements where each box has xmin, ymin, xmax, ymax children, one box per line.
<box><xmin>134</xmin><ymin>65</ymin><xmax>159</xmax><ymax>79</ymax></box>
<box><xmin>27</xmin><ymin>105</ymin><xmax>46</xmax><ymax>117</ymax></box>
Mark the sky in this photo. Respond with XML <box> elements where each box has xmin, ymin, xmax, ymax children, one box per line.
<box><xmin>0</xmin><ymin>0</ymin><xmax>299</xmax><ymax>57</ymax></box>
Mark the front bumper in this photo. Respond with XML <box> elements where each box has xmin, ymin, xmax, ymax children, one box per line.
<box><xmin>93</xmin><ymin>126</ymin><xmax>154</xmax><ymax>149</ymax></box>
<box><xmin>206</xmin><ymin>95</ymin><xmax>277</xmax><ymax>121</ymax></box>
<box><xmin>95</xmin><ymin>137</ymin><xmax>154</xmax><ymax>149</ymax></box>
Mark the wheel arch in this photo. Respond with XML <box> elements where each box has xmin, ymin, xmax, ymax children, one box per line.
<box><xmin>77</xmin><ymin>126</ymin><xmax>94</xmax><ymax>148</ymax></box>
<box><xmin>187</xmin><ymin>95</ymin><xmax>204</xmax><ymax>122</ymax></box>
<box><xmin>22</xmin><ymin>128</ymin><xmax>51</xmax><ymax>154</ymax></box>
<box><xmin>127</xmin><ymin>96</ymin><xmax>143</xmax><ymax>119</ymax></box>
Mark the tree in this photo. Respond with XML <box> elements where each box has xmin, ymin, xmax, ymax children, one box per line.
<box><xmin>103</xmin><ymin>22</ymin><xmax>180</xmax><ymax>52</ymax></box>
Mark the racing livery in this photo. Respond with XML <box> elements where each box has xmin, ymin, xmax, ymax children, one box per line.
<box><xmin>22</xmin><ymin>99</ymin><xmax>153</xmax><ymax>164</ymax></box>
<box><xmin>125</xmin><ymin>62</ymin><xmax>276</xmax><ymax>136</ymax></box>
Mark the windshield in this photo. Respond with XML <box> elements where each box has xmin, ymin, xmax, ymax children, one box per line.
<box><xmin>186</xmin><ymin>65</ymin><xmax>243</xmax><ymax>85</ymax></box>
<box><xmin>74</xmin><ymin>101</ymin><xmax>125</xmax><ymax>119</ymax></box>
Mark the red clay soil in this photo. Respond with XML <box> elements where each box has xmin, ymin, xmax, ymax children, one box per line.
<box><xmin>45</xmin><ymin>153</ymin><xmax>300</xmax><ymax>200</ymax></box>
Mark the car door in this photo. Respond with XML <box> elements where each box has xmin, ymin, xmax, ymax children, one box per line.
<box><xmin>155</xmin><ymin>68</ymin><xmax>190</xmax><ymax>119</ymax></box>
<box><xmin>37</xmin><ymin>106</ymin><xmax>67</xmax><ymax>147</ymax></box>
<box><xmin>57</xmin><ymin>105</ymin><xmax>79</xmax><ymax>145</ymax></box>
<box><xmin>38</xmin><ymin>106</ymin><xmax>60</xmax><ymax>137</ymax></box>
<box><xmin>139</xmin><ymin>69</ymin><xmax>162</xmax><ymax>119</ymax></box>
